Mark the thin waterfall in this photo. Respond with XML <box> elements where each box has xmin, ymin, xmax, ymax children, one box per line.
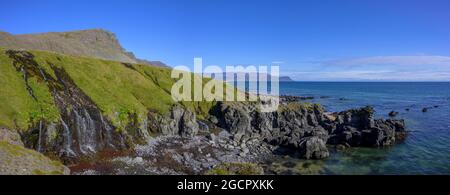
<box><xmin>73</xmin><ymin>109</ymin><xmax>85</xmax><ymax>154</ymax></box>
<box><xmin>140</xmin><ymin>119</ymin><xmax>151</xmax><ymax>140</ymax></box>
<box><xmin>37</xmin><ymin>120</ymin><xmax>43</xmax><ymax>152</ymax></box>
<box><xmin>83</xmin><ymin>108</ymin><xmax>97</xmax><ymax>153</ymax></box>
<box><xmin>60</xmin><ymin>118</ymin><xmax>75</xmax><ymax>157</ymax></box>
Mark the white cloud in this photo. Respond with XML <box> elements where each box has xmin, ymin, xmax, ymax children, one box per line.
<box><xmin>289</xmin><ymin>70</ymin><xmax>450</xmax><ymax>81</ymax></box>
<box><xmin>324</xmin><ymin>56</ymin><xmax>450</xmax><ymax>68</ymax></box>
<box><xmin>284</xmin><ymin>55</ymin><xmax>450</xmax><ymax>81</ymax></box>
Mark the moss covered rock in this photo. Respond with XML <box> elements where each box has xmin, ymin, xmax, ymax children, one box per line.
<box><xmin>0</xmin><ymin>141</ymin><xmax>69</xmax><ymax>175</ymax></box>
<box><xmin>206</xmin><ymin>162</ymin><xmax>263</xmax><ymax>175</ymax></box>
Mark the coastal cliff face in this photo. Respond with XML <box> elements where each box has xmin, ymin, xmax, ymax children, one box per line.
<box><xmin>2</xmin><ymin>50</ymin><xmax>406</xmax><ymax>163</ymax></box>
<box><xmin>0</xmin><ymin>48</ymin><xmax>408</xmax><ymax>173</ymax></box>
<box><xmin>0</xmin><ymin>30</ymin><xmax>408</xmax><ymax>174</ymax></box>
<box><xmin>0</xmin><ymin>48</ymin><xmax>211</xmax><ymax>165</ymax></box>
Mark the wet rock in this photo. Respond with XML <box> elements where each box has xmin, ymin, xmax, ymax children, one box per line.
<box><xmin>208</xmin><ymin>115</ymin><xmax>219</xmax><ymax>124</ymax></box>
<box><xmin>335</xmin><ymin>144</ymin><xmax>347</xmax><ymax>150</ymax></box>
<box><xmin>298</xmin><ymin>136</ymin><xmax>329</xmax><ymax>159</ymax></box>
<box><xmin>388</xmin><ymin>111</ymin><xmax>399</xmax><ymax>117</ymax></box>
<box><xmin>197</xmin><ymin>120</ymin><xmax>210</xmax><ymax>133</ymax></box>
<box><xmin>207</xmin><ymin>133</ymin><xmax>217</xmax><ymax>142</ymax></box>
<box><xmin>329</xmin><ymin>106</ymin><xmax>407</xmax><ymax>147</ymax></box>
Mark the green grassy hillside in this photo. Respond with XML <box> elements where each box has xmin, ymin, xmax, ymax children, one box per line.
<box><xmin>0</xmin><ymin>48</ymin><xmax>218</xmax><ymax>131</ymax></box>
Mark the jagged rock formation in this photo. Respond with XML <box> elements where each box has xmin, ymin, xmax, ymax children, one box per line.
<box><xmin>210</xmin><ymin>101</ymin><xmax>407</xmax><ymax>159</ymax></box>
<box><xmin>0</xmin><ymin>29</ymin><xmax>168</xmax><ymax>67</ymax></box>
<box><xmin>147</xmin><ymin>105</ymin><xmax>200</xmax><ymax>138</ymax></box>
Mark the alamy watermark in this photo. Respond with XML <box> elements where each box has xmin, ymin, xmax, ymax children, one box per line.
<box><xmin>171</xmin><ymin>58</ymin><xmax>280</xmax><ymax>112</ymax></box>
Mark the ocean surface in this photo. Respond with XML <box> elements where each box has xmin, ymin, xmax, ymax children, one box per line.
<box><xmin>271</xmin><ymin>82</ymin><xmax>450</xmax><ymax>175</ymax></box>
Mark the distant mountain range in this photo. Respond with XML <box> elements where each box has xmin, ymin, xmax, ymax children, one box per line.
<box><xmin>206</xmin><ymin>72</ymin><xmax>294</xmax><ymax>82</ymax></box>
<box><xmin>0</xmin><ymin>29</ymin><xmax>168</xmax><ymax>67</ymax></box>
<box><xmin>279</xmin><ymin>76</ymin><xmax>294</xmax><ymax>81</ymax></box>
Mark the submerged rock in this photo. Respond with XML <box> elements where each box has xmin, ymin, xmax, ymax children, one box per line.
<box><xmin>389</xmin><ymin>111</ymin><xmax>399</xmax><ymax>117</ymax></box>
<box><xmin>280</xmin><ymin>95</ymin><xmax>315</xmax><ymax>104</ymax></box>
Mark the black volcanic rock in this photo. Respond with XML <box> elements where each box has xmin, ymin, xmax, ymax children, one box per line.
<box><xmin>389</xmin><ymin>111</ymin><xmax>399</xmax><ymax>117</ymax></box>
<box><xmin>280</xmin><ymin>95</ymin><xmax>314</xmax><ymax>103</ymax></box>
<box><xmin>328</xmin><ymin>106</ymin><xmax>406</xmax><ymax>147</ymax></box>
<box><xmin>211</xmin><ymin>101</ymin><xmax>407</xmax><ymax>159</ymax></box>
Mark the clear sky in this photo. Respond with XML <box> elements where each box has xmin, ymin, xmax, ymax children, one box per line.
<box><xmin>1</xmin><ymin>0</ymin><xmax>450</xmax><ymax>81</ymax></box>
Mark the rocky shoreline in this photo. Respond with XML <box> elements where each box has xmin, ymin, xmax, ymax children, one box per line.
<box><xmin>67</xmin><ymin>96</ymin><xmax>408</xmax><ymax>175</ymax></box>
<box><xmin>1</xmin><ymin>91</ymin><xmax>409</xmax><ymax>175</ymax></box>
<box><xmin>1</xmin><ymin>91</ymin><xmax>409</xmax><ymax>174</ymax></box>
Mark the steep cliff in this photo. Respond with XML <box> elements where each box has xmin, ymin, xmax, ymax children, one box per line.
<box><xmin>0</xmin><ymin>48</ymin><xmax>213</xmax><ymax>162</ymax></box>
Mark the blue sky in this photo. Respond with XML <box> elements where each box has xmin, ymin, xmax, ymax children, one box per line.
<box><xmin>1</xmin><ymin>0</ymin><xmax>450</xmax><ymax>81</ymax></box>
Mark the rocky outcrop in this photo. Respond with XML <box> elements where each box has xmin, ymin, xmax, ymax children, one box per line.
<box><xmin>389</xmin><ymin>111</ymin><xmax>399</xmax><ymax>117</ymax></box>
<box><xmin>327</xmin><ymin>106</ymin><xmax>407</xmax><ymax>147</ymax></box>
<box><xmin>147</xmin><ymin>105</ymin><xmax>199</xmax><ymax>138</ymax></box>
<box><xmin>211</xmin><ymin>101</ymin><xmax>407</xmax><ymax>159</ymax></box>
<box><xmin>211</xmin><ymin>102</ymin><xmax>330</xmax><ymax>159</ymax></box>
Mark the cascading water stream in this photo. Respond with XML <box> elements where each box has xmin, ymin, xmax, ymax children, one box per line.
<box><xmin>37</xmin><ymin>120</ymin><xmax>43</xmax><ymax>152</ymax></box>
<box><xmin>60</xmin><ymin>118</ymin><xmax>75</xmax><ymax>157</ymax></box>
<box><xmin>84</xmin><ymin>109</ymin><xmax>97</xmax><ymax>152</ymax></box>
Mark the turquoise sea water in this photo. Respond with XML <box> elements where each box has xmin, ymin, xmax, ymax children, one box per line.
<box><xmin>275</xmin><ymin>82</ymin><xmax>450</xmax><ymax>175</ymax></box>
